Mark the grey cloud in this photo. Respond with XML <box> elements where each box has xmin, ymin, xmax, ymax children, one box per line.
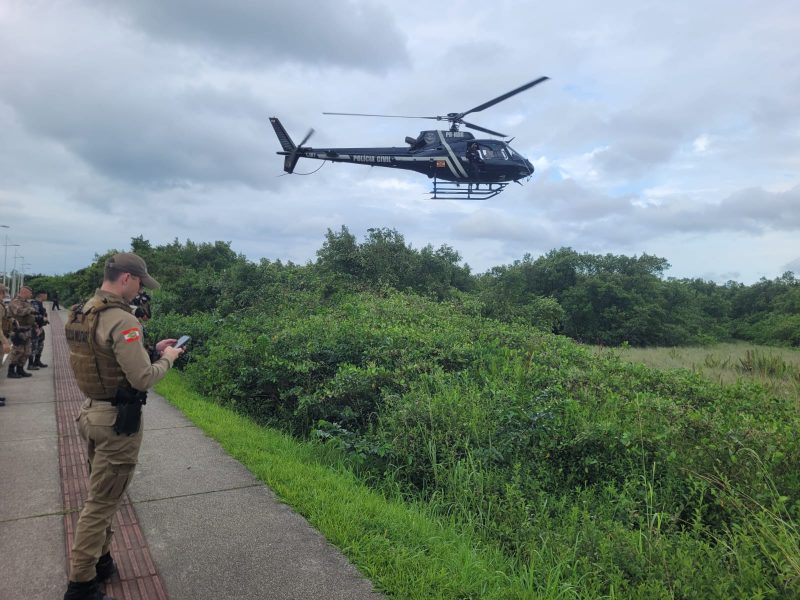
<box><xmin>713</xmin><ymin>186</ymin><xmax>800</xmax><ymax>231</ymax></box>
<box><xmin>1</xmin><ymin>62</ymin><xmax>278</xmax><ymax>190</ymax></box>
<box><xmin>589</xmin><ymin>110</ymin><xmax>690</xmax><ymax>178</ymax></box>
<box><xmin>452</xmin><ymin>207</ymin><xmax>557</xmax><ymax>246</ymax></box>
<box><xmin>784</xmin><ymin>258</ymin><xmax>800</xmax><ymax>275</ymax></box>
<box><xmin>528</xmin><ymin>177</ymin><xmax>634</xmax><ymax>221</ymax></box>
<box><xmin>97</xmin><ymin>0</ymin><xmax>409</xmax><ymax>72</ymax></box>
<box><xmin>488</xmin><ymin>175</ymin><xmax>800</xmax><ymax>252</ymax></box>
<box><xmin>3</xmin><ymin>0</ymin><xmax>800</xmax><ymax>286</ymax></box>
<box><xmin>531</xmin><ymin>184</ymin><xmax>800</xmax><ymax>246</ymax></box>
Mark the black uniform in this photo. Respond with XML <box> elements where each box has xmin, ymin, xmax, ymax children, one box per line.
<box><xmin>30</xmin><ymin>298</ymin><xmax>49</xmax><ymax>368</ymax></box>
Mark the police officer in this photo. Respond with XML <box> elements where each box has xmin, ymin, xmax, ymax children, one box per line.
<box><xmin>7</xmin><ymin>285</ymin><xmax>35</xmax><ymax>378</ymax></box>
<box><xmin>132</xmin><ymin>290</ymin><xmax>151</xmax><ymax>319</ymax></box>
<box><xmin>63</xmin><ymin>253</ymin><xmax>183</xmax><ymax>600</ymax></box>
<box><xmin>0</xmin><ymin>284</ymin><xmax>11</xmax><ymax>406</ymax></box>
<box><xmin>29</xmin><ymin>290</ymin><xmax>49</xmax><ymax>370</ymax></box>
<box><xmin>466</xmin><ymin>142</ymin><xmax>483</xmax><ymax>179</ymax></box>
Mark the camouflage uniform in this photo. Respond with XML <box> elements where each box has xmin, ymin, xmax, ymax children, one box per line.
<box><xmin>0</xmin><ymin>297</ymin><xmax>10</xmax><ymax>404</ymax></box>
<box><xmin>8</xmin><ymin>294</ymin><xmax>35</xmax><ymax>371</ymax></box>
<box><xmin>0</xmin><ymin>301</ymin><xmax>9</xmax><ymax>350</ymax></box>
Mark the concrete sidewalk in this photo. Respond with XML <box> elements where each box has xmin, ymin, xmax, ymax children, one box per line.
<box><xmin>1</xmin><ymin>313</ymin><xmax>384</xmax><ymax>599</ymax></box>
<box><xmin>0</xmin><ymin>327</ymin><xmax>66</xmax><ymax>600</ymax></box>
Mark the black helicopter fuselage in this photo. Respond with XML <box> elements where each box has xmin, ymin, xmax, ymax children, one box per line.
<box><xmin>271</xmin><ymin>119</ymin><xmax>534</xmax><ymax>184</ymax></box>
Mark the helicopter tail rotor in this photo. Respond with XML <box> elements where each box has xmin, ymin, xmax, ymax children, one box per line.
<box><xmin>270</xmin><ymin>117</ymin><xmax>314</xmax><ymax>174</ymax></box>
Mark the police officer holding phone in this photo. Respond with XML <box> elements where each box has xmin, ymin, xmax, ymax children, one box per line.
<box><xmin>63</xmin><ymin>253</ymin><xmax>184</xmax><ymax>600</ymax></box>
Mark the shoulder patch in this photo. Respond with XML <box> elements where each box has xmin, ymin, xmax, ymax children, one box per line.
<box><xmin>121</xmin><ymin>327</ymin><xmax>141</xmax><ymax>344</ymax></box>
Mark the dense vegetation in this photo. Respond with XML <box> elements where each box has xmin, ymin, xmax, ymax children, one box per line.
<box><xmin>30</xmin><ymin>231</ymin><xmax>800</xmax><ymax>597</ymax></box>
<box><xmin>29</xmin><ymin>228</ymin><xmax>799</xmax><ymax>347</ymax></box>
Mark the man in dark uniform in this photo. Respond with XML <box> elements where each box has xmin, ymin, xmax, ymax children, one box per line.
<box><xmin>63</xmin><ymin>253</ymin><xmax>183</xmax><ymax>600</ymax></box>
<box><xmin>132</xmin><ymin>290</ymin><xmax>151</xmax><ymax>319</ymax></box>
<box><xmin>466</xmin><ymin>142</ymin><xmax>483</xmax><ymax>179</ymax></box>
<box><xmin>7</xmin><ymin>285</ymin><xmax>35</xmax><ymax>378</ymax></box>
<box><xmin>28</xmin><ymin>290</ymin><xmax>49</xmax><ymax>370</ymax></box>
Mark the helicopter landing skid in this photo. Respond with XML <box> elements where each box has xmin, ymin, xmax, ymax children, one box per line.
<box><xmin>431</xmin><ymin>179</ymin><xmax>508</xmax><ymax>200</ymax></box>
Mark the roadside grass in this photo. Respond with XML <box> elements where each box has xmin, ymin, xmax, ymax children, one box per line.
<box><xmin>598</xmin><ymin>342</ymin><xmax>800</xmax><ymax>401</ymax></box>
<box><xmin>155</xmin><ymin>370</ymin><xmax>555</xmax><ymax>599</ymax></box>
<box><xmin>155</xmin><ymin>329</ymin><xmax>800</xmax><ymax>598</ymax></box>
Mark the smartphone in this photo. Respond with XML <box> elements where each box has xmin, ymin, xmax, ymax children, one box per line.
<box><xmin>173</xmin><ymin>335</ymin><xmax>191</xmax><ymax>349</ymax></box>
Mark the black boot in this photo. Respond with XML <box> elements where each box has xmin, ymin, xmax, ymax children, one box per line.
<box><xmin>95</xmin><ymin>552</ymin><xmax>117</xmax><ymax>583</ymax></box>
<box><xmin>7</xmin><ymin>364</ymin><xmax>21</xmax><ymax>378</ymax></box>
<box><xmin>17</xmin><ymin>364</ymin><xmax>32</xmax><ymax>378</ymax></box>
<box><xmin>35</xmin><ymin>356</ymin><xmax>48</xmax><ymax>368</ymax></box>
<box><xmin>27</xmin><ymin>357</ymin><xmax>39</xmax><ymax>370</ymax></box>
<box><xmin>63</xmin><ymin>579</ymin><xmax>115</xmax><ymax>600</ymax></box>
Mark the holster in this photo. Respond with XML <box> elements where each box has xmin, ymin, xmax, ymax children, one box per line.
<box><xmin>112</xmin><ymin>387</ymin><xmax>148</xmax><ymax>436</ymax></box>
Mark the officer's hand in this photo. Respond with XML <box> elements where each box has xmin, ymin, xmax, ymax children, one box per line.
<box><xmin>161</xmin><ymin>345</ymin><xmax>184</xmax><ymax>363</ymax></box>
<box><xmin>1</xmin><ymin>342</ymin><xmax>9</xmax><ymax>354</ymax></box>
<box><xmin>155</xmin><ymin>339</ymin><xmax>177</xmax><ymax>354</ymax></box>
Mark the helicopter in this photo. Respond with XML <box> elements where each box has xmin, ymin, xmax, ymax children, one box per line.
<box><xmin>270</xmin><ymin>76</ymin><xmax>549</xmax><ymax>200</ymax></box>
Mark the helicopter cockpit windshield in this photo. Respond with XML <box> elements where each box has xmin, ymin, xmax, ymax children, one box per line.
<box><xmin>478</xmin><ymin>142</ymin><xmax>510</xmax><ymax>161</ymax></box>
<box><xmin>506</xmin><ymin>145</ymin><xmax>524</xmax><ymax>159</ymax></box>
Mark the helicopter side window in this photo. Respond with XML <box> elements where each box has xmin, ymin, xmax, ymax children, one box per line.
<box><xmin>479</xmin><ymin>146</ymin><xmax>509</xmax><ymax>160</ymax></box>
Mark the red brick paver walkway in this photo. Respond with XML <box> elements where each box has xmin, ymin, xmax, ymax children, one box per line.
<box><xmin>52</xmin><ymin>310</ymin><xmax>168</xmax><ymax>599</ymax></box>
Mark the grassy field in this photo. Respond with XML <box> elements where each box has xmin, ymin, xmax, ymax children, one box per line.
<box><xmin>600</xmin><ymin>342</ymin><xmax>800</xmax><ymax>402</ymax></box>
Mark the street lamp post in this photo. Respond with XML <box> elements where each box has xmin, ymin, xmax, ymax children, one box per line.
<box><xmin>0</xmin><ymin>225</ymin><xmax>17</xmax><ymax>289</ymax></box>
<box><xmin>11</xmin><ymin>251</ymin><xmax>22</xmax><ymax>297</ymax></box>
<box><xmin>21</xmin><ymin>262</ymin><xmax>32</xmax><ymax>289</ymax></box>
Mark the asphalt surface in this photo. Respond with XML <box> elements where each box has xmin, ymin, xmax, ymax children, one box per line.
<box><xmin>0</xmin><ymin>314</ymin><xmax>385</xmax><ymax>599</ymax></box>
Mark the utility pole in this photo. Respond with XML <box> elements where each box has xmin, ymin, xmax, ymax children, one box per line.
<box><xmin>21</xmin><ymin>262</ymin><xmax>32</xmax><ymax>289</ymax></box>
<box><xmin>11</xmin><ymin>251</ymin><xmax>22</xmax><ymax>297</ymax></box>
<box><xmin>0</xmin><ymin>225</ymin><xmax>18</xmax><ymax>289</ymax></box>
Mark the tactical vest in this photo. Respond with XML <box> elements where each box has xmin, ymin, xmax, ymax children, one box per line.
<box><xmin>10</xmin><ymin>299</ymin><xmax>35</xmax><ymax>328</ymax></box>
<box><xmin>0</xmin><ymin>303</ymin><xmax>10</xmax><ymax>337</ymax></box>
<box><xmin>65</xmin><ymin>296</ymin><xmax>133</xmax><ymax>399</ymax></box>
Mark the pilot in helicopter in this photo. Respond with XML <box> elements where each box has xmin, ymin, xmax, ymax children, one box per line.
<box><xmin>466</xmin><ymin>142</ymin><xmax>483</xmax><ymax>178</ymax></box>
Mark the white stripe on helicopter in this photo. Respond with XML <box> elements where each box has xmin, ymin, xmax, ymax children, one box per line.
<box><xmin>437</xmin><ymin>131</ymin><xmax>469</xmax><ymax>178</ymax></box>
<box><xmin>306</xmin><ymin>152</ymin><xmax>467</xmax><ymax>179</ymax></box>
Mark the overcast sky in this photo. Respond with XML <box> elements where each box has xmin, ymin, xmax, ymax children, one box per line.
<box><xmin>1</xmin><ymin>0</ymin><xmax>798</xmax><ymax>283</ymax></box>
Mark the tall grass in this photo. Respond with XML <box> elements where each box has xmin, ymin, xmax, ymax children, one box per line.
<box><xmin>605</xmin><ymin>342</ymin><xmax>800</xmax><ymax>401</ymax></box>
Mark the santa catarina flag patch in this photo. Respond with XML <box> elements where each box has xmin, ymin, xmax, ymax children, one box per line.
<box><xmin>121</xmin><ymin>327</ymin><xmax>141</xmax><ymax>343</ymax></box>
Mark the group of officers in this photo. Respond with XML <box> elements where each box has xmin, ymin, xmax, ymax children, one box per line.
<box><xmin>0</xmin><ymin>283</ymin><xmax>50</xmax><ymax>406</ymax></box>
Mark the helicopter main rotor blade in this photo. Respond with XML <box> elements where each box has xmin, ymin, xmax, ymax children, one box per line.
<box><xmin>323</xmin><ymin>111</ymin><xmax>440</xmax><ymax>120</ymax></box>
<box><xmin>459</xmin><ymin>76</ymin><xmax>549</xmax><ymax>118</ymax></box>
<box><xmin>462</xmin><ymin>120</ymin><xmax>508</xmax><ymax>137</ymax></box>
